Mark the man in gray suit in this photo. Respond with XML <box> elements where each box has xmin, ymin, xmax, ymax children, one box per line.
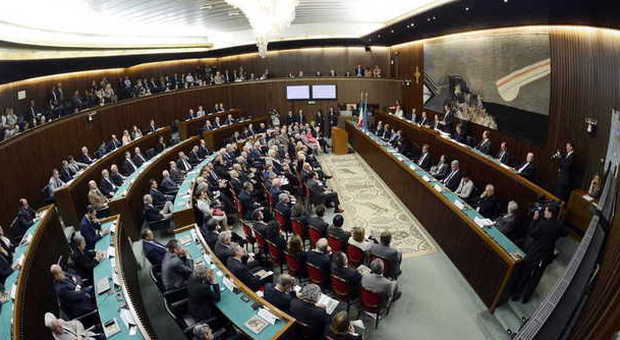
<box><xmin>361</xmin><ymin>259</ymin><xmax>401</xmax><ymax>305</ymax></box>
<box><xmin>161</xmin><ymin>239</ymin><xmax>193</xmax><ymax>290</ymax></box>
<box><xmin>369</xmin><ymin>231</ymin><xmax>402</xmax><ymax>278</ymax></box>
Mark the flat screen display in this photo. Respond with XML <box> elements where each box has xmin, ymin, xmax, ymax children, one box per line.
<box><xmin>286</xmin><ymin>85</ymin><xmax>310</xmax><ymax>100</ymax></box>
<box><xmin>311</xmin><ymin>85</ymin><xmax>337</xmax><ymax>100</ymax></box>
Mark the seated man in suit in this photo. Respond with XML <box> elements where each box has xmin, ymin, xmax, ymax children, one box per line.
<box><xmin>476</xmin><ymin>130</ymin><xmax>492</xmax><ymax>155</ymax></box>
<box><xmin>226</xmin><ymin>244</ymin><xmax>263</xmax><ymax>291</ymax></box>
<box><xmin>59</xmin><ymin>160</ymin><xmax>74</xmax><ymax>183</ymax></box>
<box><xmin>517</xmin><ymin>152</ymin><xmax>537</xmax><ymax>182</ymax></box>
<box><xmin>188</xmin><ymin>145</ymin><xmax>202</xmax><ymax>165</ymax></box>
<box><xmin>306</xmin><ymin>205</ymin><xmax>329</xmax><ymax>236</ymax></box>
<box><xmin>149</xmin><ymin>179</ymin><xmax>173</xmax><ymax>210</ymax></box>
<box><xmin>473</xmin><ymin>184</ymin><xmax>501</xmax><ymax>219</ymax></box>
<box><xmin>496</xmin><ymin>142</ymin><xmax>511</xmax><ymax>165</ymax></box>
<box><xmin>143</xmin><ymin>194</ymin><xmax>172</xmax><ymax>222</ymax></box>
<box><xmin>289</xmin><ymin>284</ymin><xmax>329</xmax><ymax>339</ymax></box>
<box><xmin>50</xmin><ymin>264</ymin><xmax>96</xmax><ymax>319</ymax></box>
<box><xmin>361</xmin><ymin>259</ymin><xmax>401</xmax><ymax>305</ymax></box>
<box><xmin>187</xmin><ymin>265</ymin><xmax>221</xmax><ymax>322</ymax></box>
<box><xmin>496</xmin><ymin>201</ymin><xmax>520</xmax><ymax>239</ymax></box>
<box><xmin>122</xmin><ymin>151</ymin><xmax>138</xmax><ymax>175</ymax></box>
<box><xmin>197</xmin><ymin>139</ymin><xmax>210</xmax><ymax>159</ymax></box>
<box><xmin>306</xmin><ymin>238</ymin><xmax>331</xmax><ymax>276</ymax></box>
<box><xmin>79</xmin><ymin>206</ymin><xmax>109</xmax><ymax>251</ymax></box>
<box><xmin>416</xmin><ymin>144</ymin><xmax>432</xmax><ymax>171</ymax></box>
<box><xmin>274</xmin><ymin>192</ymin><xmax>293</xmax><ymax>222</ymax></box>
<box><xmin>306</xmin><ymin>172</ymin><xmax>344</xmax><ymax>213</ymax></box>
<box><xmin>107</xmin><ymin>134</ymin><xmax>122</xmax><ymax>152</ymax></box>
<box><xmin>263</xmin><ymin>274</ymin><xmax>295</xmax><ymax>313</ymax></box>
<box><xmin>331</xmin><ymin>251</ymin><xmax>362</xmax><ymax>291</ymax></box>
<box><xmin>160</xmin><ymin>170</ymin><xmax>179</xmax><ymax>195</ymax></box>
<box><xmin>13</xmin><ymin>198</ymin><xmax>37</xmax><ymax>241</ymax></box>
<box><xmin>177</xmin><ymin>151</ymin><xmax>193</xmax><ymax>172</ymax></box>
<box><xmin>442</xmin><ymin>160</ymin><xmax>463</xmax><ymax>191</ymax></box>
<box><xmin>369</xmin><ymin>231</ymin><xmax>402</xmax><ymax>278</ymax></box>
<box><xmin>99</xmin><ymin>169</ymin><xmax>117</xmax><ymax>198</ymax></box>
<box><xmin>141</xmin><ymin>229</ymin><xmax>167</xmax><ymax>267</ymax></box>
<box><xmin>214</xmin><ymin>231</ymin><xmax>235</xmax><ymax>263</ymax></box>
<box><xmin>44</xmin><ymin>312</ymin><xmax>97</xmax><ymax>340</ymax></box>
<box><xmin>239</xmin><ymin>182</ymin><xmax>261</xmax><ymax>220</ymax></box>
<box><xmin>0</xmin><ymin>234</ymin><xmax>13</xmax><ymax>285</ymax></box>
<box><xmin>133</xmin><ymin>147</ymin><xmax>147</xmax><ymax>167</ymax></box>
<box><xmin>77</xmin><ymin>146</ymin><xmax>95</xmax><ymax>165</ymax></box>
<box><xmin>109</xmin><ymin>164</ymin><xmax>126</xmax><ymax>187</ymax></box>
<box><xmin>452</xmin><ymin>123</ymin><xmax>468</xmax><ymax>144</ymax></box>
<box><xmin>169</xmin><ymin>161</ymin><xmax>185</xmax><ymax>184</ymax></box>
<box><xmin>327</xmin><ymin>214</ymin><xmax>351</xmax><ymax>243</ymax></box>
<box><xmin>161</xmin><ymin>239</ymin><xmax>193</xmax><ymax>290</ymax></box>
<box><xmin>87</xmin><ymin>180</ymin><xmax>108</xmax><ymax>211</ymax></box>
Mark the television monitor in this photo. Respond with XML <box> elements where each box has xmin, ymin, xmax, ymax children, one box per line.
<box><xmin>311</xmin><ymin>85</ymin><xmax>337</xmax><ymax>100</ymax></box>
<box><xmin>286</xmin><ymin>85</ymin><xmax>310</xmax><ymax>100</ymax></box>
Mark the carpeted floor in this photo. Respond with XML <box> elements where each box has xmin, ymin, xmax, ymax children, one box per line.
<box><xmin>319</xmin><ymin>152</ymin><xmax>436</xmax><ymax>258</ymax></box>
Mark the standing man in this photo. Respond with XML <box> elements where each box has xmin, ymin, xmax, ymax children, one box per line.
<box><xmin>556</xmin><ymin>142</ymin><xmax>576</xmax><ymax>201</ymax></box>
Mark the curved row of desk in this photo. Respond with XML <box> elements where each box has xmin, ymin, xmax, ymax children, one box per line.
<box><xmin>346</xmin><ymin>121</ymin><xmax>524</xmax><ymax>312</ymax></box>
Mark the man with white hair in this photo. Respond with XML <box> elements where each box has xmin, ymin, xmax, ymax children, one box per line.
<box><xmin>361</xmin><ymin>259</ymin><xmax>401</xmax><ymax>304</ymax></box>
<box><xmin>143</xmin><ymin>194</ymin><xmax>172</xmax><ymax>222</ymax></box>
<box><xmin>44</xmin><ymin>312</ymin><xmax>97</xmax><ymax>340</ymax></box>
<box><xmin>160</xmin><ymin>170</ymin><xmax>179</xmax><ymax>195</ymax></box>
<box><xmin>473</xmin><ymin>184</ymin><xmax>500</xmax><ymax>219</ymax></box>
<box><xmin>226</xmin><ymin>243</ymin><xmax>262</xmax><ymax>291</ymax></box>
<box><xmin>442</xmin><ymin>160</ymin><xmax>463</xmax><ymax>191</ymax></box>
<box><xmin>496</xmin><ymin>200</ymin><xmax>519</xmax><ymax>238</ymax></box>
<box><xmin>306</xmin><ymin>238</ymin><xmax>331</xmax><ymax>275</ymax></box>
<box><xmin>50</xmin><ymin>264</ymin><xmax>96</xmax><ymax>319</ymax></box>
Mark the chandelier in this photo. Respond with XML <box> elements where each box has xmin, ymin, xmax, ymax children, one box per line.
<box><xmin>225</xmin><ymin>0</ymin><xmax>299</xmax><ymax>58</ymax></box>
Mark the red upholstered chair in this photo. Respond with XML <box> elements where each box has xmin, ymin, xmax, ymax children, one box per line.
<box><xmin>327</xmin><ymin>235</ymin><xmax>346</xmax><ymax>253</ymax></box>
<box><xmin>233</xmin><ymin>198</ymin><xmax>243</xmax><ymax>218</ymax></box>
<box><xmin>330</xmin><ymin>274</ymin><xmax>355</xmax><ymax>314</ymax></box>
<box><xmin>291</xmin><ymin>218</ymin><xmax>308</xmax><ymax>247</ymax></box>
<box><xmin>369</xmin><ymin>254</ymin><xmax>396</xmax><ymax>280</ymax></box>
<box><xmin>266</xmin><ymin>240</ymin><xmax>284</xmax><ymax>272</ymax></box>
<box><xmin>306</xmin><ymin>262</ymin><xmax>328</xmax><ymax>288</ymax></box>
<box><xmin>241</xmin><ymin>221</ymin><xmax>256</xmax><ymax>253</ymax></box>
<box><xmin>254</xmin><ymin>231</ymin><xmax>267</xmax><ymax>255</ymax></box>
<box><xmin>347</xmin><ymin>244</ymin><xmax>366</xmax><ymax>268</ymax></box>
<box><xmin>307</xmin><ymin>226</ymin><xmax>323</xmax><ymax>249</ymax></box>
<box><xmin>284</xmin><ymin>250</ymin><xmax>305</xmax><ymax>279</ymax></box>
<box><xmin>359</xmin><ymin>288</ymin><xmax>391</xmax><ymax>329</ymax></box>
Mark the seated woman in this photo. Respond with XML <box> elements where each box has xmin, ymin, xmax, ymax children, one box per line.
<box><xmin>325</xmin><ymin>311</ymin><xmax>363</xmax><ymax>340</ymax></box>
<box><xmin>286</xmin><ymin>236</ymin><xmax>307</xmax><ymax>276</ymax></box>
<box><xmin>196</xmin><ymin>190</ymin><xmax>228</xmax><ymax>226</ymax></box>
<box><xmin>301</xmin><ymin>128</ymin><xmax>320</xmax><ymax>153</ymax></box>
<box><xmin>430</xmin><ymin>154</ymin><xmax>450</xmax><ymax>179</ymax></box>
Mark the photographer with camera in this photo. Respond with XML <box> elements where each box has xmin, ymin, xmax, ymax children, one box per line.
<box><xmin>552</xmin><ymin>141</ymin><xmax>576</xmax><ymax>201</ymax></box>
<box><xmin>510</xmin><ymin>204</ymin><xmax>564</xmax><ymax>303</ymax></box>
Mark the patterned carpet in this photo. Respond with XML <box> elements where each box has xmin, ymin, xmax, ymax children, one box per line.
<box><xmin>319</xmin><ymin>152</ymin><xmax>436</xmax><ymax>258</ymax></box>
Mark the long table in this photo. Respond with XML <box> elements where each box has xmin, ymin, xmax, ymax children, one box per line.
<box><xmin>375</xmin><ymin>111</ymin><xmax>559</xmax><ymax>212</ymax></box>
<box><xmin>203</xmin><ymin>116</ymin><xmax>270</xmax><ymax>150</ymax></box>
<box><xmin>175</xmin><ymin>225</ymin><xmax>295</xmax><ymax>339</ymax></box>
<box><xmin>178</xmin><ymin>109</ymin><xmax>242</xmax><ymax>140</ymax></box>
<box><xmin>109</xmin><ymin>137</ymin><xmax>199</xmax><ymax>237</ymax></box>
<box><xmin>54</xmin><ymin>127</ymin><xmax>171</xmax><ymax>227</ymax></box>
<box><xmin>346</xmin><ymin>121</ymin><xmax>524</xmax><ymax>312</ymax></box>
<box><xmin>0</xmin><ymin>205</ymin><xmax>71</xmax><ymax>339</ymax></box>
<box><xmin>171</xmin><ymin>154</ymin><xmax>218</xmax><ymax>227</ymax></box>
<box><xmin>93</xmin><ymin>215</ymin><xmax>152</xmax><ymax>339</ymax></box>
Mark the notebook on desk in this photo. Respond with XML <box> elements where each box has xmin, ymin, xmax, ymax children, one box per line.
<box><xmin>95</xmin><ymin>278</ymin><xmax>111</xmax><ymax>295</ymax></box>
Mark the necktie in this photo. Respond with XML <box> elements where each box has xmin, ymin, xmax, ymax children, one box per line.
<box><xmin>419</xmin><ymin>153</ymin><xmax>426</xmax><ymax>164</ymax></box>
<box><xmin>444</xmin><ymin>170</ymin><xmax>456</xmax><ymax>184</ymax></box>
<box><xmin>499</xmin><ymin>151</ymin><xmax>505</xmax><ymax>161</ymax></box>
<box><xmin>518</xmin><ymin>162</ymin><xmax>529</xmax><ymax>173</ymax></box>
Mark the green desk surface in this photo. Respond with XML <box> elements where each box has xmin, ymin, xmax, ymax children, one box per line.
<box><xmin>112</xmin><ymin>144</ymin><xmax>177</xmax><ymax>201</ymax></box>
<box><xmin>178</xmin><ymin>229</ymin><xmax>289</xmax><ymax>340</ymax></box>
<box><xmin>93</xmin><ymin>220</ymin><xmax>145</xmax><ymax>340</ymax></box>
<box><xmin>0</xmin><ymin>210</ymin><xmax>49</xmax><ymax>340</ymax></box>
<box><xmin>173</xmin><ymin>154</ymin><xmax>217</xmax><ymax>212</ymax></box>
<box><xmin>356</xmin><ymin>126</ymin><xmax>525</xmax><ymax>258</ymax></box>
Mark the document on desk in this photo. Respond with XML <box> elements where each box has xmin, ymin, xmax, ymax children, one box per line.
<box><xmin>474</xmin><ymin>217</ymin><xmax>494</xmax><ymax>228</ymax></box>
<box><xmin>253</xmin><ymin>269</ymin><xmax>273</xmax><ymax>280</ymax></box>
<box><xmin>120</xmin><ymin>308</ymin><xmax>136</xmax><ymax>328</ymax></box>
<box><xmin>433</xmin><ymin>184</ymin><xmax>443</xmax><ymax>192</ymax></box>
<box><xmin>454</xmin><ymin>200</ymin><xmax>465</xmax><ymax>210</ymax></box>
<box><xmin>422</xmin><ymin>175</ymin><xmax>431</xmax><ymax>182</ymax></box>
<box><xmin>318</xmin><ymin>294</ymin><xmax>339</xmax><ymax>315</ymax></box>
<box><xmin>258</xmin><ymin>308</ymin><xmax>278</xmax><ymax>325</ymax></box>
<box><xmin>222</xmin><ymin>277</ymin><xmax>235</xmax><ymax>291</ymax></box>
<box><xmin>107</xmin><ymin>247</ymin><xmax>115</xmax><ymax>258</ymax></box>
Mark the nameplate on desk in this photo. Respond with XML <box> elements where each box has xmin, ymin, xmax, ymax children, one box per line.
<box><xmin>10</xmin><ymin>283</ymin><xmax>17</xmax><ymax>300</ymax></box>
<box><xmin>95</xmin><ymin>278</ymin><xmax>111</xmax><ymax>295</ymax></box>
<box><xmin>433</xmin><ymin>184</ymin><xmax>442</xmax><ymax>192</ymax></box>
<box><xmin>474</xmin><ymin>217</ymin><xmax>494</xmax><ymax>228</ymax></box>
<box><xmin>499</xmin><ymin>163</ymin><xmax>511</xmax><ymax>170</ymax></box>
<box><xmin>222</xmin><ymin>277</ymin><xmax>235</xmax><ymax>291</ymax></box>
<box><xmin>422</xmin><ymin>176</ymin><xmax>431</xmax><ymax>182</ymax></box>
<box><xmin>409</xmin><ymin>164</ymin><xmax>417</xmax><ymax>170</ymax></box>
<box><xmin>454</xmin><ymin>200</ymin><xmax>465</xmax><ymax>210</ymax></box>
<box><xmin>257</xmin><ymin>308</ymin><xmax>278</xmax><ymax>325</ymax></box>
<box><xmin>107</xmin><ymin>247</ymin><xmax>115</xmax><ymax>258</ymax></box>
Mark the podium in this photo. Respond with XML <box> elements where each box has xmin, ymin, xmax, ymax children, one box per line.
<box><xmin>331</xmin><ymin>127</ymin><xmax>348</xmax><ymax>155</ymax></box>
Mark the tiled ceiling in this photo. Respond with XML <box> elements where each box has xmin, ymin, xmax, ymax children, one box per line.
<box><xmin>0</xmin><ymin>0</ymin><xmax>454</xmax><ymax>49</ymax></box>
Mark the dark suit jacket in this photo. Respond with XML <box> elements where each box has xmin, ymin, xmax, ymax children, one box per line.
<box><xmin>306</xmin><ymin>250</ymin><xmax>331</xmax><ymax>275</ymax></box>
<box><xmin>161</xmin><ymin>177</ymin><xmax>179</xmax><ymax>194</ymax></box>
<box><xmin>442</xmin><ymin>169</ymin><xmax>463</xmax><ymax>191</ymax></box>
<box><xmin>60</xmin><ymin>167</ymin><xmax>73</xmax><ymax>183</ymax></box>
<box><xmin>133</xmin><ymin>154</ymin><xmax>146</xmax><ymax>167</ymax></box>
<box><xmin>524</xmin><ymin>219</ymin><xmax>563</xmax><ymax>262</ymax></box>
<box><xmin>332</xmin><ymin>266</ymin><xmax>362</xmax><ymax>290</ymax></box>
<box><xmin>306</xmin><ymin>216</ymin><xmax>328</xmax><ymax>236</ymax></box>
<box><xmin>476</xmin><ymin>140</ymin><xmax>492</xmax><ymax>155</ymax></box>
<box><xmin>496</xmin><ymin>150</ymin><xmax>511</xmax><ymax>165</ymax></box>
<box><xmin>558</xmin><ymin>152</ymin><xmax>575</xmax><ymax>185</ymax></box>
<box><xmin>328</xmin><ymin>225</ymin><xmax>351</xmax><ymax>242</ymax></box>
<box><xmin>187</xmin><ymin>276</ymin><xmax>221</xmax><ymax>321</ymax></box>
<box><xmin>227</xmin><ymin>257</ymin><xmax>261</xmax><ymax>291</ymax></box>
<box><xmin>144</xmin><ymin>205</ymin><xmax>164</xmax><ymax>222</ymax></box>
<box><xmin>54</xmin><ymin>275</ymin><xmax>96</xmax><ymax>318</ymax></box>
<box><xmin>72</xmin><ymin>249</ymin><xmax>98</xmax><ymax>281</ymax></box>
<box><xmin>161</xmin><ymin>252</ymin><xmax>193</xmax><ymax>290</ymax></box>
<box><xmin>110</xmin><ymin>172</ymin><xmax>125</xmax><ymax>186</ymax></box>
<box><xmin>0</xmin><ymin>251</ymin><xmax>13</xmax><ymax>285</ymax></box>
<box><xmin>496</xmin><ymin>214</ymin><xmax>519</xmax><ymax>237</ymax></box>
<box><xmin>100</xmin><ymin>177</ymin><xmax>117</xmax><ymax>197</ymax></box>
<box><xmin>122</xmin><ymin>159</ymin><xmax>137</xmax><ymax>175</ymax></box>
<box><xmin>417</xmin><ymin>153</ymin><xmax>431</xmax><ymax>171</ymax></box>
<box><xmin>289</xmin><ymin>299</ymin><xmax>329</xmax><ymax>338</ymax></box>
<box><xmin>215</xmin><ymin>241</ymin><xmax>235</xmax><ymax>264</ymax></box>
<box><xmin>518</xmin><ymin>162</ymin><xmax>536</xmax><ymax>182</ymax></box>
<box><xmin>143</xmin><ymin>240</ymin><xmax>167</xmax><ymax>266</ymax></box>
<box><xmin>474</xmin><ymin>195</ymin><xmax>500</xmax><ymax>219</ymax></box>
<box><xmin>79</xmin><ymin>216</ymin><xmax>101</xmax><ymax>251</ymax></box>
<box><xmin>263</xmin><ymin>283</ymin><xmax>294</xmax><ymax>313</ymax></box>
<box><xmin>77</xmin><ymin>153</ymin><xmax>94</xmax><ymax>165</ymax></box>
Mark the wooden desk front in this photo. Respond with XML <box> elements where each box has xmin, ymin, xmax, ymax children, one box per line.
<box><xmin>202</xmin><ymin>116</ymin><xmax>270</xmax><ymax>150</ymax></box>
<box><xmin>54</xmin><ymin>127</ymin><xmax>171</xmax><ymax>227</ymax></box>
<box><xmin>346</xmin><ymin>122</ymin><xmax>520</xmax><ymax>312</ymax></box>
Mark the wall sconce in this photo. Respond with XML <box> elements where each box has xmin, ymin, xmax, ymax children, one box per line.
<box><xmin>585</xmin><ymin>117</ymin><xmax>598</xmax><ymax>135</ymax></box>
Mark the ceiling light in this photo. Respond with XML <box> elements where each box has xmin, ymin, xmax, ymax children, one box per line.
<box><xmin>465</xmin><ymin>7</ymin><xmax>470</xmax><ymax>11</ymax></box>
<box><xmin>225</xmin><ymin>0</ymin><xmax>299</xmax><ymax>58</ymax></box>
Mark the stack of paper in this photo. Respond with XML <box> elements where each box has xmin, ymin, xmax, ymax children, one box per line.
<box><xmin>258</xmin><ymin>308</ymin><xmax>278</xmax><ymax>325</ymax></box>
<box><xmin>433</xmin><ymin>184</ymin><xmax>443</xmax><ymax>192</ymax></box>
<box><xmin>318</xmin><ymin>294</ymin><xmax>340</xmax><ymax>315</ymax></box>
<box><xmin>474</xmin><ymin>217</ymin><xmax>495</xmax><ymax>228</ymax></box>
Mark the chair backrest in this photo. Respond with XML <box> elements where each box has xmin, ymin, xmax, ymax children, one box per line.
<box><xmin>296</xmin><ymin>321</ymin><xmax>314</xmax><ymax>339</ymax></box>
<box><xmin>291</xmin><ymin>218</ymin><xmax>306</xmax><ymax>238</ymax></box>
<box><xmin>347</xmin><ymin>244</ymin><xmax>365</xmax><ymax>268</ymax></box>
<box><xmin>327</xmin><ymin>235</ymin><xmax>345</xmax><ymax>252</ymax></box>
<box><xmin>241</xmin><ymin>222</ymin><xmax>255</xmax><ymax>241</ymax></box>
<box><xmin>360</xmin><ymin>287</ymin><xmax>383</xmax><ymax>312</ymax></box>
<box><xmin>284</xmin><ymin>250</ymin><xmax>303</xmax><ymax>277</ymax></box>
<box><xmin>308</xmin><ymin>227</ymin><xmax>322</xmax><ymax>248</ymax></box>
<box><xmin>254</xmin><ymin>231</ymin><xmax>267</xmax><ymax>253</ymax></box>
<box><xmin>306</xmin><ymin>262</ymin><xmax>327</xmax><ymax>286</ymax></box>
<box><xmin>330</xmin><ymin>274</ymin><xmax>350</xmax><ymax>299</ymax></box>
<box><xmin>266</xmin><ymin>239</ymin><xmax>283</xmax><ymax>265</ymax></box>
